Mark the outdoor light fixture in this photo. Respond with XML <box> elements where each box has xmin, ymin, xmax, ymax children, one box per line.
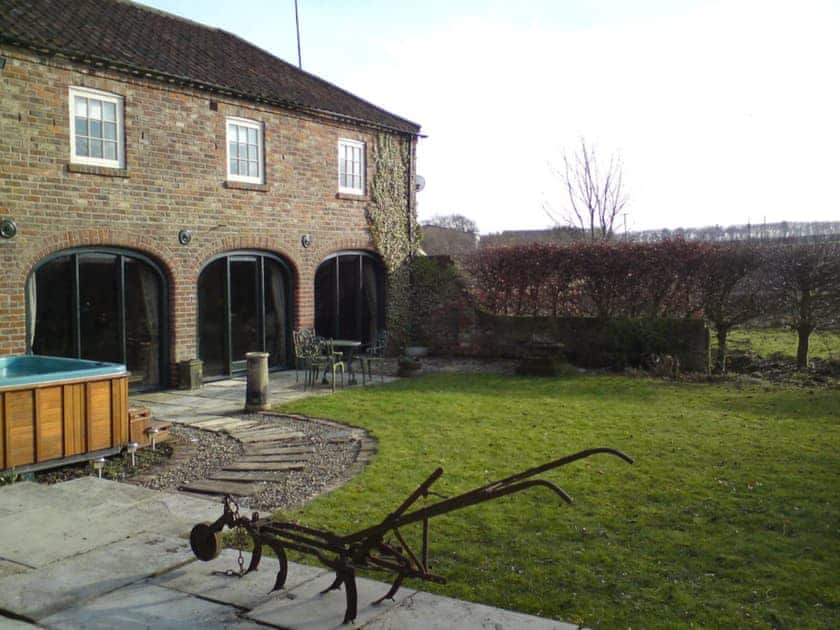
<box><xmin>127</xmin><ymin>441</ymin><xmax>139</xmax><ymax>467</ymax></box>
<box><xmin>93</xmin><ymin>457</ymin><xmax>106</xmax><ymax>479</ymax></box>
<box><xmin>146</xmin><ymin>427</ymin><xmax>160</xmax><ymax>451</ymax></box>
<box><xmin>301</xmin><ymin>233</ymin><xmax>312</xmax><ymax>248</ymax></box>
<box><xmin>0</xmin><ymin>218</ymin><xmax>16</xmax><ymax>239</ymax></box>
<box><xmin>178</xmin><ymin>229</ymin><xmax>192</xmax><ymax>245</ymax></box>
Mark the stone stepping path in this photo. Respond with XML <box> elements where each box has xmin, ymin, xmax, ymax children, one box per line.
<box><xmin>235</xmin><ymin>430</ymin><xmax>306</xmax><ymax>444</ymax></box>
<box><xmin>223</xmin><ymin>461</ymin><xmax>306</xmax><ymax>472</ymax></box>
<box><xmin>244</xmin><ymin>446</ymin><xmax>314</xmax><ymax>456</ymax></box>
<box><xmin>209</xmin><ymin>470</ymin><xmax>296</xmax><ymax>482</ymax></box>
<box><xmin>236</xmin><ymin>454</ymin><xmax>310</xmax><ymax>463</ymax></box>
<box><xmin>180</xmin><ymin>479</ymin><xmax>264</xmax><ymax>496</ymax></box>
<box><xmin>169</xmin><ymin>412</ymin><xmax>374</xmax><ymax>501</ymax></box>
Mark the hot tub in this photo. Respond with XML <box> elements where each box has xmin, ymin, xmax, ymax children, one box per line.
<box><xmin>0</xmin><ymin>355</ymin><xmax>129</xmax><ymax>472</ymax></box>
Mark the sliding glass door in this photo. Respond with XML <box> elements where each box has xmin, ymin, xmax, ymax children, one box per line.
<box><xmin>314</xmin><ymin>251</ymin><xmax>384</xmax><ymax>344</ymax></box>
<box><xmin>198</xmin><ymin>251</ymin><xmax>292</xmax><ymax>377</ymax></box>
<box><xmin>28</xmin><ymin>248</ymin><xmax>167</xmax><ymax>389</ymax></box>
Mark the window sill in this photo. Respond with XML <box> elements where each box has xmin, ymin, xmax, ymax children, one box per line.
<box><xmin>336</xmin><ymin>192</ymin><xmax>369</xmax><ymax>201</ymax></box>
<box><xmin>224</xmin><ymin>180</ymin><xmax>269</xmax><ymax>192</ymax></box>
<box><xmin>67</xmin><ymin>163</ymin><xmax>129</xmax><ymax>177</ymax></box>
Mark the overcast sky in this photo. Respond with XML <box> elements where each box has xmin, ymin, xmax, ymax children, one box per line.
<box><xmin>143</xmin><ymin>0</ymin><xmax>839</xmax><ymax>234</ymax></box>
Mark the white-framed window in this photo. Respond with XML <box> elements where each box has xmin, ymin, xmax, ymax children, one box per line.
<box><xmin>69</xmin><ymin>86</ymin><xmax>124</xmax><ymax>168</ymax></box>
<box><xmin>338</xmin><ymin>139</ymin><xmax>365</xmax><ymax>194</ymax></box>
<box><xmin>226</xmin><ymin>117</ymin><xmax>264</xmax><ymax>184</ymax></box>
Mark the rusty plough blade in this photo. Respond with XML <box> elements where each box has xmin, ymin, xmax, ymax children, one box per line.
<box><xmin>190</xmin><ymin>447</ymin><xmax>633</xmax><ymax>624</ymax></box>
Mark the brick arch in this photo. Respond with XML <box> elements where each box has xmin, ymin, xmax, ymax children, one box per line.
<box><xmin>16</xmin><ymin>228</ymin><xmax>177</xmax><ymax>289</ymax></box>
<box><xmin>192</xmin><ymin>237</ymin><xmax>304</xmax><ymax>331</ymax></box>
<box><xmin>189</xmin><ymin>235</ymin><xmax>302</xmax><ymax>282</ymax></box>
<box><xmin>310</xmin><ymin>235</ymin><xmax>378</xmax><ymax>265</ymax></box>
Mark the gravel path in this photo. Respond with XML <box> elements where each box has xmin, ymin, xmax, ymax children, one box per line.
<box><xmin>134</xmin><ymin>413</ymin><xmax>368</xmax><ymax>513</ymax></box>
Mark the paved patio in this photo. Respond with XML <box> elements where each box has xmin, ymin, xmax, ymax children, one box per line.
<box><xmin>0</xmin><ymin>478</ymin><xmax>579</xmax><ymax>628</ymax></box>
<box><xmin>130</xmin><ymin>369</ymin><xmax>396</xmax><ymax>432</ymax></box>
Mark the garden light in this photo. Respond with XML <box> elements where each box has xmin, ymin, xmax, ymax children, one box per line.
<box><xmin>127</xmin><ymin>441</ymin><xmax>139</xmax><ymax>467</ymax></box>
<box><xmin>146</xmin><ymin>427</ymin><xmax>160</xmax><ymax>451</ymax></box>
<box><xmin>92</xmin><ymin>457</ymin><xmax>106</xmax><ymax>479</ymax></box>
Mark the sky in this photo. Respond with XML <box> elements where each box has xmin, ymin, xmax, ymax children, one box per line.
<box><xmin>142</xmin><ymin>0</ymin><xmax>840</xmax><ymax>234</ymax></box>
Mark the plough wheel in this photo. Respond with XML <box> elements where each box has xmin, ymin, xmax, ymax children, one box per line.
<box><xmin>190</xmin><ymin>523</ymin><xmax>223</xmax><ymax>562</ymax></box>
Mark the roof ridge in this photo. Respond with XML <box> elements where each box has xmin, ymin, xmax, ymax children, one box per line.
<box><xmin>115</xmin><ymin>0</ymin><xmax>221</xmax><ymax>33</ymax></box>
<box><xmin>217</xmin><ymin>27</ymin><xmax>422</xmax><ymax>132</ymax></box>
<box><xmin>0</xmin><ymin>0</ymin><xmax>421</xmax><ymax>134</ymax></box>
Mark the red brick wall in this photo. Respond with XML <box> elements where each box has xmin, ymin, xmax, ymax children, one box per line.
<box><xmin>0</xmin><ymin>46</ymin><xmax>415</xmax><ymax>375</ymax></box>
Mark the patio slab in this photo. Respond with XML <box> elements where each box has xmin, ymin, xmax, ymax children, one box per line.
<box><xmin>0</xmin><ymin>478</ymin><xmax>579</xmax><ymax>630</ymax></box>
<box><xmin>364</xmin><ymin>590</ymin><xmax>578</xmax><ymax>629</ymax></box>
<box><xmin>40</xmin><ymin>582</ymin><xmax>265</xmax><ymax>629</ymax></box>
<box><xmin>246</xmin><ymin>573</ymin><xmax>417</xmax><ymax>630</ymax></box>
<box><xmin>150</xmin><ymin>548</ymin><xmax>328</xmax><ymax>610</ymax></box>
<box><xmin>0</xmin><ymin>532</ymin><xmax>192</xmax><ymax>621</ymax></box>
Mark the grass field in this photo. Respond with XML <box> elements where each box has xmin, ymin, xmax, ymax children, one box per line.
<box><xmin>276</xmin><ymin>374</ymin><xmax>839</xmax><ymax>629</ymax></box>
<box><xmin>715</xmin><ymin>327</ymin><xmax>840</xmax><ymax>361</ymax></box>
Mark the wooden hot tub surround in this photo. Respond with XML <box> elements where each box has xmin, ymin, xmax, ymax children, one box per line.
<box><xmin>0</xmin><ymin>357</ymin><xmax>129</xmax><ymax>473</ymax></box>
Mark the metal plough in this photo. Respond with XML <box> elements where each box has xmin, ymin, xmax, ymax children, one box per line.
<box><xmin>190</xmin><ymin>447</ymin><xmax>633</xmax><ymax>624</ymax></box>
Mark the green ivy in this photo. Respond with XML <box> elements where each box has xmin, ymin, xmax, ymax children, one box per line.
<box><xmin>367</xmin><ymin>134</ymin><xmax>421</xmax><ymax>351</ymax></box>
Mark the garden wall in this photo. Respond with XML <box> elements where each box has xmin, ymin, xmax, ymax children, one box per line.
<box><xmin>413</xmin><ymin>257</ymin><xmax>710</xmax><ymax>372</ymax></box>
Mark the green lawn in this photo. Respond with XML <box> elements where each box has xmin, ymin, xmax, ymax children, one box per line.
<box><xmin>717</xmin><ymin>327</ymin><xmax>840</xmax><ymax>361</ymax></box>
<box><xmin>277</xmin><ymin>374</ymin><xmax>839</xmax><ymax>628</ymax></box>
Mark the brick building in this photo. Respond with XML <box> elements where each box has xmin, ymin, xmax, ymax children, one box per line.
<box><xmin>0</xmin><ymin>0</ymin><xmax>421</xmax><ymax>387</ymax></box>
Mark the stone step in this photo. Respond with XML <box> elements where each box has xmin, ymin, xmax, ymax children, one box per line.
<box><xmin>243</xmin><ymin>446</ymin><xmax>315</xmax><ymax>456</ymax></box>
<box><xmin>236</xmin><ymin>431</ymin><xmax>306</xmax><ymax>444</ymax></box>
<box><xmin>209</xmin><ymin>470</ymin><xmax>294</xmax><ymax>482</ymax></box>
<box><xmin>223</xmin><ymin>462</ymin><xmax>305</xmax><ymax>472</ymax></box>
<box><xmin>236</xmin><ymin>454</ymin><xmax>311</xmax><ymax>463</ymax></box>
<box><xmin>180</xmin><ymin>479</ymin><xmax>264</xmax><ymax>496</ymax></box>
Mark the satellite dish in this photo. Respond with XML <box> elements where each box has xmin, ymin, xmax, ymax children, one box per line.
<box><xmin>415</xmin><ymin>175</ymin><xmax>426</xmax><ymax>192</ymax></box>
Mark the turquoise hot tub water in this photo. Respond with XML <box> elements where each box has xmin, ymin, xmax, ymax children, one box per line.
<box><xmin>0</xmin><ymin>355</ymin><xmax>126</xmax><ymax>389</ymax></box>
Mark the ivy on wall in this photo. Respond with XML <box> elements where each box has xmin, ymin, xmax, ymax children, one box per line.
<box><xmin>367</xmin><ymin>133</ymin><xmax>421</xmax><ymax>352</ymax></box>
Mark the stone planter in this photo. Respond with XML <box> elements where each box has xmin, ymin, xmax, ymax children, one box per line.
<box><xmin>397</xmin><ymin>356</ymin><xmax>422</xmax><ymax>377</ymax></box>
<box><xmin>516</xmin><ymin>341</ymin><xmax>567</xmax><ymax>376</ymax></box>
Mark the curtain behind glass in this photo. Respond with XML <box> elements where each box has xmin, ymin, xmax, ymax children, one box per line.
<box><xmin>26</xmin><ymin>274</ymin><xmax>37</xmax><ymax>351</ymax></box>
<box><xmin>266</xmin><ymin>261</ymin><xmax>287</xmax><ymax>366</ymax></box>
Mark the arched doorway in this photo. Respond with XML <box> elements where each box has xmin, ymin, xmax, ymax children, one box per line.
<box><xmin>27</xmin><ymin>248</ymin><xmax>168</xmax><ymax>389</ymax></box>
<box><xmin>198</xmin><ymin>251</ymin><xmax>293</xmax><ymax>378</ymax></box>
<box><xmin>315</xmin><ymin>251</ymin><xmax>385</xmax><ymax>344</ymax></box>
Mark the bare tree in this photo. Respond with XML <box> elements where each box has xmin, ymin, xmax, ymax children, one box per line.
<box><xmin>697</xmin><ymin>242</ymin><xmax>764</xmax><ymax>372</ymax></box>
<box><xmin>767</xmin><ymin>241</ymin><xmax>840</xmax><ymax>368</ymax></box>
<box><xmin>546</xmin><ymin>138</ymin><xmax>628</xmax><ymax>240</ymax></box>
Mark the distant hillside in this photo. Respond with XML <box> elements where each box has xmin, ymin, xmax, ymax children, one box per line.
<box><xmin>630</xmin><ymin>221</ymin><xmax>840</xmax><ymax>242</ymax></box>
<box><xmin>478</xmin><ymin>221</ymin><xmax>840</xmax><ymax>246</ymax></box>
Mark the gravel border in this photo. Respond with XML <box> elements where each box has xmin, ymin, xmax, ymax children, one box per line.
<box><xmin>128</xmin><ymin>413</ymin><xmax>373</xmax><ymax>513</ymax></box>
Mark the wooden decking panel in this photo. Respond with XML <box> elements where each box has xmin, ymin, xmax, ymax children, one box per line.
<box><xmin>86</xmin><ymin>381</ymin><xmax>112</xmax><ymax>451</ymax></box>
<box><xmin>35</xmin><ymin>386</ymin><xmax>64</xmax><ymax>462</ymax></box>
<box><xmin>5</xmin><ymin>390</ymin><xmax>35</xmax><ymax>468</ymax></box>
<box><xmin>63</xmin><ymin>383</ymin><xmax>86</xmax><ymax>457</ymax></box>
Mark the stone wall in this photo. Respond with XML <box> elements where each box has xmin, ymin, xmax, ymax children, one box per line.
<box><xmin>0</xmin><ymin>46</ymin><xmax>416</xmax><ymax>375</ymax></box>
<box><xmin>414</xmin><ymin>257</ymin><xmax>710</xmax><ymax>372</ymax></box>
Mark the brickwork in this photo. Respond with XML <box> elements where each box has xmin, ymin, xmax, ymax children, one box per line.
<box><xmin>413</xmin><ymin>258</ymin><xmax>711</xmax><ymax>372</ymax></box>
<box><xmin>0</xmin><ymin>47</ymin><xmax>415</xmax><ymax>375</ymax></box>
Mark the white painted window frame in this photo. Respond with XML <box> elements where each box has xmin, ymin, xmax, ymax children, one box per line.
<box><xmin>68</xmin><ymin>86</ymin><xmax>125</xmax><ymax>169</ymax></box>
<box><xmin>225</xmin><ymin>117</ymin><xmax>264</xmax><ymax>184</ymax></box>
<box><xmin>338</xmin><ymin>138</ymin><xmax>365</xmax><ymax>195</ymax></box>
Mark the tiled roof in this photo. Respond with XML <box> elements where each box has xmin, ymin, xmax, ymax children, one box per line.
<box><xmin>0</xmin><ymin>0</ymin><xmax>420</xmax><ymax>134</ymax></box>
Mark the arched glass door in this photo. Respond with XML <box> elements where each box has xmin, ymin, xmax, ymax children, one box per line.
<box><xmin>198</xmin><ymin>252</ymin><xmax>293</xmax><ymax>377</ymax></box>
<box><xmin>315</xmin><ymin>252</ymin><xmax>385</xmax><ymax>344</ymax></box>
<box><xmin>27</xmin><ymin>248</ymin><xmax>167</xmax><ymax>389</ymax></box>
